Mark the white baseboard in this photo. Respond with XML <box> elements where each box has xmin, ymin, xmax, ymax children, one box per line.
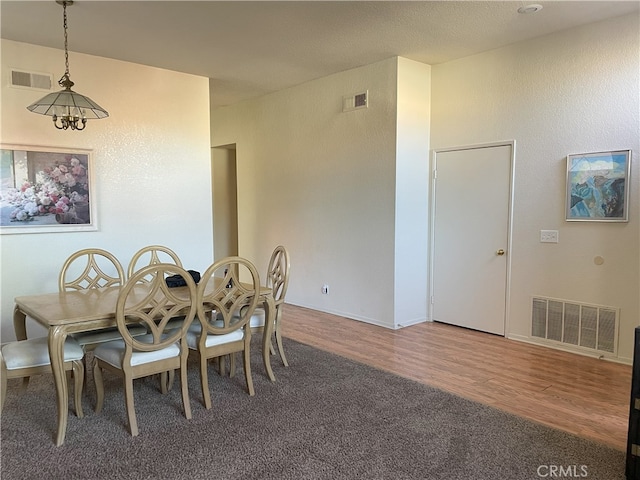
<box><xmin>285</xmin><ymin>302</ymin><xmax>427</xmax><ymax>330</ymax></box>
<box><xmin>508</xmin><ymin>333</ymin><xmax>632</xmax><ymax>365</ymax></box>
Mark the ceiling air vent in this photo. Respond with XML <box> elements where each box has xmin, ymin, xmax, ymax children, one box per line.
<box><xmin>10</xmin><ymin>69</ymin><xmax>53</xmax><ymax>91</ymax></box>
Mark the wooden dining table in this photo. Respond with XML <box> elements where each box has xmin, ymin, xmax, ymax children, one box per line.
<box><xmin>13</xmin><ymin>281</ymin><xmax>276</xmax><ymax>447</ymax></box>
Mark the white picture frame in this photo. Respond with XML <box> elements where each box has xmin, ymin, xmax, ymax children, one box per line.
<box><xmin>565</xmin><ymin>149</ymin><xmax>631</xmax><ymax>222</ymax></box>
<box><xmin>0</xmin><ymin>144</ymin><xmax>97</xmax><ymax>234</ymax></box>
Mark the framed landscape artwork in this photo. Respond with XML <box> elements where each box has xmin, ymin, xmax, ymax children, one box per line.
<box><xmin>565</xmin><ymin>150</ymin><xmax>631</xmax><ymax>222</ymax></box>
<box><xmin>0</xmin><ymin>144</ymin><xmax>97</xmax><ymax>234</ymax></box>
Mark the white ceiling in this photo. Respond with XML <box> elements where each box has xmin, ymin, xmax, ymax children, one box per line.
<box><xmin>2</xmin><ymin>1</ymin><xmax>638</xmax><ymax>106</ymax></box>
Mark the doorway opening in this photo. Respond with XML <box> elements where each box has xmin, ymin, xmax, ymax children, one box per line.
<box><xmin>212</xmin><ymin>144</ymin><xmax>238</xmax><ymax>259</ymax></box>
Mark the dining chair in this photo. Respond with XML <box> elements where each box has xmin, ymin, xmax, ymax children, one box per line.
<box><xmin>1</xmin><ymin>336</ymin><xmax>84</xmax><ymax>418</ymax></box>
<box><xmin>252</xmin><ymin>245</ymin><xmax>291</xmax><ymax>365</ymax></box>
<box><xmin>60</xmin><ymin>248</ymin><xmax>147</xmax><ymax>359</ymax></box>
<box><xmin>231</xmin><ymin>245</ymin><xmax>291</xmax><ymax>374</ymax></box>
<box><xmin>127</xmin><ymin>245</ymin><xmax>186</xmax><ymax>333</ymax></box>
<box><xmin>187</xmin><ymin>256</ymin><xmax>260</xmax><ymax>409</ymax></box>
<box><xmin>92</xmin><ymin>263</ymin><xmax>198</xmax><ymax>436</ymax></box>
<box><xmin>126</xmin><ymin>245</ymin><xmax>183</xmax><ymax>280</ymax></box>
<box><xmin>59</xmin><ymin>248</ymin><xmax>125</xmax><ymax>292</ymax></box>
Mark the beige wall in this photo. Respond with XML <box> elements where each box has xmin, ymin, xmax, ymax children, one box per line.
<box><xmin>431</xmin><ymin>14</ymin><xmax>639</xmax><ymax>361</ymax></box>
<box><xmin>212</xmin><ymin>58</ymin><xmax>418</xmax><ymax>328</ymax></box>
<box><xmin>0</xmin><ymin>40</ymin><xmax>213</xmax><ymax>341</ymax></box>
<box><xmin>394</xmin><ymin>58</ymin><xmax>431</xmax><ymax>326</ymax></box>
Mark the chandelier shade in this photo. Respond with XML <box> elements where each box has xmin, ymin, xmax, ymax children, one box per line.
<box><xmin>26</xmin><ymin>0</ymin><xmax>108</xmax><ymax>130</ymax></box>
<box><xmin>27</xmin><ymin>85</ymin><xmax>109</xmax><ymax>119</ymax></box>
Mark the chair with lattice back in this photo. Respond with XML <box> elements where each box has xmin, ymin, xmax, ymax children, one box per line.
<box><xmin>127</xmin><ymin>245</ymin><xmax>188</xmax><ymax>331</ymax></box>
<box><xmin>60</xmin><ymin>248</ymin><xmax>147</xmax><ymax>355</ymax></box>
<box><xmin>187</xmin><ymin>256</ymin><xmax>261</xmax><ymax>409</ymax></box>
<box><xmin>59</xmin><ymin>248</ymin><xmax>124</xmax><ymax>292</ymax></box>
<box><xmin>127</xmin><ymin>245</ymin><xmax>183</xmax><ymax>280</ymax></box>
<box><xmin>234</xmin><ymin>246</ymin><xmax>290</xmax><ymax>369</ymax></box>
<box><xmin>92</xmin><ymin>263</ymin><xmax>198</xmax><ymax>436</ymax></box>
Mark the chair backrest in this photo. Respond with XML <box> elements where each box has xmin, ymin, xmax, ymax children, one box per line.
<box><xmin>115</xmin><ymin>263</ymin><xmax>197</xmax><ymax>358</ymax></box>
<box><xmin>266</xmin><ymin>245</ymin><xmax>290</xmax><ymax>307</ymax></box>
<box><xmin>196</xmin><ymin>257</ymin><xmax>260</xmax><ymax>339</ymax></box>
<box><xmin>59</xmin><ymin>248</ymin><xmax>125</xmax><ymax>292</ymax></box>
<box><xmin>127</xmin><ymin>245</ymin><xmax>183</xmax><ymax>281</ymax></box>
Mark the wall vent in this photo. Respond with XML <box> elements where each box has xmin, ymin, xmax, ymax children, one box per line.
<box><xmin>531</xmin><ymin>296</ymin><xmax>619</xmax><ymax>356</ymax></box>
<box><xmin>342</xmin><ymin>90</ymin><xmax>368</xmax><ymax>112</ymax></box>
<box><xmin>10</xmin><ymin>69</ymin><xmax>52</xmax><ymax>91</ymax></box>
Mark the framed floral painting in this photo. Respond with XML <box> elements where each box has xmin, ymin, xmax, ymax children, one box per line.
<box><xmin>0</xmin><ymin>145</ymin><xmax>97</xmax><ymax>234</ymax></box>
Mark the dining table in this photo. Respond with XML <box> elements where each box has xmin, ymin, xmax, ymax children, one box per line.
<box><xmin>13</xmin><ymin>280</ymin><xmax>276</xmax><ymax>446</ymax></box>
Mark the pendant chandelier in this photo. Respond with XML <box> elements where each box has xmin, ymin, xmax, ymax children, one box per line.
<box><xmin>27</xmin><ymin>0</ymin><xmax>108</xmax><ymax>130</ymax></box>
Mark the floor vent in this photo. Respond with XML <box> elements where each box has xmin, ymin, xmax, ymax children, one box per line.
<box><xmin>10</xmin><ymin>69</ymin><xmax>52</xmax><ymax>91</ymax></box>
<box><xmin>531</xmin><ymin>296</ymin><xmax>619</xmax><ymax>356</ymax></box>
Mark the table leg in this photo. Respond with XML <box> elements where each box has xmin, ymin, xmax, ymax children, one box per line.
<box><xmin>49</xmin><ymin>325</ymin><xmax>69</xmax><ymax>446</ymax></box>
<box><xmin>262</xmin><ymin>296</ymin><xmax>276</xmax><ymax>382</ymax></box>
<box><xmin>13</xmin><ymin>305</ymin><xmax>31</xmax><ymax>388</ymax></box>
<box><xmin>13</xmin><ymin>305</ymin><xmax>27</xmax><ymax>341</ymax></box>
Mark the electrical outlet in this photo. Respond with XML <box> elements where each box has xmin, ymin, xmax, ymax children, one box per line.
<box><xmin>540</xmin><ymin>230</ymin><xmax>559</xmax><ymax>243</ymax></box>
<box><xmin>322</xmin><ymin>284</ymin><xmax>329</xmax><ymax>294</ymax></box>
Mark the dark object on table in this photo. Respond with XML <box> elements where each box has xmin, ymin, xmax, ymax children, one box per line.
<box><xmin>165</xmin><ymin>270</ymin><xmax>201</xmax><ymax>287</ymax></box>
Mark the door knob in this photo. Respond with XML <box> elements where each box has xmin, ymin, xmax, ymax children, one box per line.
<box><xmin>496</xmin><ymin>249</ymin><xmax>505</xmax><ymax>256</ymax></box>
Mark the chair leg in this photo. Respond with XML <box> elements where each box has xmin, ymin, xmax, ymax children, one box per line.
<box><xmin>256</xmin><ymin>325</ymin><xmax>275</xmax><ymax>355</ymax></box>
<box><xmin>71</xmin><ymin>360</ymin><xmax>84</xmax><ymax>418</ymax></box>
<box><xmin>200</xmin><ymin>355</ymin><xmax>212</xmax><ymax>409</ymax></box>
<box><xmin>93</xmin><ymin>358</ymin><xmax>105</xmax><ymax>413</ymax></box>
<box><xmin>229</xmin><ymin>354</ymin><xmax>236</xmax><ymax>378</ymax></box>
<box><xmin>218</xmin><ymin>355</ymin><xmax>226</xmax><ymax>376</ymax></box>
<box><xmin>0</xmin><ymin>364</ymin><xmax>7</xmax><ymax>413</ymax></box>
<box><xmin>275</xmin><ymin>328</ymin><xmax>288</xmax><ymax>367</ymax></box>
<box><xmin>158</xmin><ymin>370</ymin><xmax>176</xmax><ymax>393</ymax></box>
<box><xmin>159</xmin><ymin>371</ymin><xmax>173</xmax><ymax>394</ymax></box>
<box><xmin>168</xmin><ymin>370</ymin><xmax>175</xmax><ymax>391</ymax></box>
<box><xmin>124</xmin><ymin>376</ymin><xmax>138</xmax><ymax>436</ymax></box>
<box><xmin>160</xmin><ymin>372</ymin><xmax>167</xmax><ymax>393</ymax></box>
<box><xmin>180</xmin><ymin>359</ymin><xmax>192</xmax><ymax>420</ymax></box>
<box><xmin>274</xmin><ymin>309</ymin><xmax>288</xmax><ymax>366</ymax></box>
<box><xmin>82</xmin><ymin>356</ymin><xmax>89</xmax><ymax>392</ymax></box>
<box><xmin>243</xmin><ymin>346</ymin><xmax>255</xmax><ymax>396</ymax></box>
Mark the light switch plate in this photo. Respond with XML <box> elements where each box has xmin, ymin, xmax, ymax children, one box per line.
<box><xmin>540</xmin><ymin>230</ymin><xmax>559</xmax><ymax>243</ymax></box>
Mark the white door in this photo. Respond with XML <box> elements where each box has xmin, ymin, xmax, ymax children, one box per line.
<box><xmin>431</xmin><ymin>143</ymin><xmax>512</xmax><ymax>335</ymax></box>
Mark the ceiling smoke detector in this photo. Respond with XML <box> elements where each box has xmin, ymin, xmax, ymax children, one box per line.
<box><xmin>517</xmin><ymin>4</ymin><xmax>543</xmax><ymax>14</ymax></box>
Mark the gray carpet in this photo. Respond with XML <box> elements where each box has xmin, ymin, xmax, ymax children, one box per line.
<box><xmin>0</xmin><ymin>338</ymin><xmax>626</xmax><ymax>480</ymax></box>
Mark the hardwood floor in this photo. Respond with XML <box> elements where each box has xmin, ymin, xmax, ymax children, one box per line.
<box><xmin>280</xmin><ymin>304</ymin><xmax>632</xmax><ymax>452</ymax></box>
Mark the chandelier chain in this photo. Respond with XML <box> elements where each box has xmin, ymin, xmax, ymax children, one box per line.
<box><xmin>26</xmin><ymin>0</ymin><xmax>109</xmax><ymax>129</ymax></box>
<box><xmin>63</xmin><ymin>1</ymin><xmax>70</xmax><ymax>78</ymax></box>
